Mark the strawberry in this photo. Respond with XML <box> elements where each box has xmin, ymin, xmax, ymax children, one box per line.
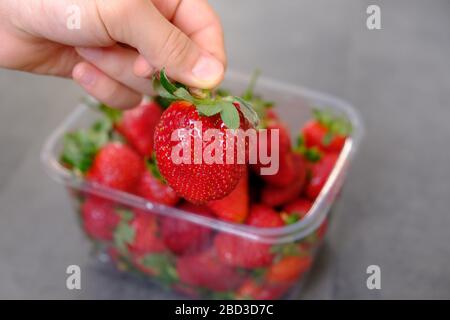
<box><xmin>87</xmin><ymin>142</ymin><xmax>144</xmax><ymax>192</ymax></box>
<box><xmin>283</xmin><ymin>198</ymin><xmax>328</xmax><ymax>245</ymax></box>
<box><xmin>61</xmin><ymin>118</ymin><xmax>112</xmax><ymax>173</ymax></box>
<box><xmin>301</xmin><ymin>109</ymin><xmax>351</xmax><ymax>153</ymax></box>
<box><xmin>236</xmin><ymin>279</ymin><xmax>289</xmax><ymax>300</ymax></box>
<box><xmin>214</xmin><ymin>233</ymin><xmax>273</xmax><ymax>269</ymax></box>
<box><xmin>161</xmin><ymin>202</ymin><xmax>212</xmax><ymax>255</ymax></box>
<box><xmin>261</xmin><ymin>153</ymin><xmax>307</xmax><ymax>207</ymax></box>
<box><xmin>114</xmin><ymin>210</ymin><xmax>165</xmax><ymax>256</ymax></box>
<box><xmin>265</xmin><ymin>255</ymin><xmax>312</xmax><ymax>284</ymax></box>
<box><xmin>305</xmin><ymin>152</ymin><xmax>339</xmax><ymax>200</ymax></box>
<box><xmin>81</xmin><ymin>196</ymin><xmax>119</xmax><ymax>241</ymax></box>
<box><xmin>281</xmin><ymin>198</ymin><xmax>313</xmax><ymax>224</ymax></box>
<box><xmin>252</xmin><ymin>120</ymin><xmax>294</xmax><ymax>187</ymax></box>
<box><xmin>214</xmin><ymin>200</ymin><xmax>290</xmax><ymax>268</ymax></box>
<box><xmin>265</xmin><ymin>108</ymin><xmax>280</xmax><ymax>121</ymax></box>
<box><xmin>207</xmin><ymin>168</ymin><xmax>249</xmax><ymax>223</ymax></box>
<box><xmin>135</xmin><ymin>161</ymin><xmax>179</xmax><ymax>206</ymax></box>
<box><xmin>246</xmin><ymin>204</ymin><xmax>284</xmax><ymax>227</ymax></box>
<box><xmin>153</xmin><ymin>70</ymin><xmax>258</xmax><ymax>204</ymax></box>
<box><xmin>177</xmin><ymin>249</ymin><xmax>244</xmax><ymax>291</ymax></box>
<box><xmin>114</xmin><ymin>102</ymin><xmax>163</xmax><ymax>157</ymax></box>
<box><xmin>133</xmin><ymin>253</ymin><xmax>178</xmax><ymax>286</ymax></box>
<box><xmin>154</xmin><ymin>100</ymin><xmax>245</xmax><ymax>203</ymax></box>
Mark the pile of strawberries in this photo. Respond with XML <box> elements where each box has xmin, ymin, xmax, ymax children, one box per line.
<box><xmin>61</xmin><ymin>71</ymin><xmax>351</xmax><ymax>299</ymax></box>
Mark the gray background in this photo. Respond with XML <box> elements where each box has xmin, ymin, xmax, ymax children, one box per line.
<box><xmin>0</xmin><ymin>0</ymin><xmax>449</xmax><ymax>299</ymax></box>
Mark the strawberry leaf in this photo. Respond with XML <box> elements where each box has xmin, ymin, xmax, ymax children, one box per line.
<box><xmin>98</xmin><ymin>103</ymin><xmax>122</xmax><ymax>123</ymax></box>
<box><xmin>82</xmin><ymin>98</ymin><xmax>123</xmax><ymax>123</ymax></box>
<box><xmin>113</xmin><ymin>221</ymin><xmax>135</xmax><ymax>253</ymax></box>
<box><xmin>234</xmin><ymin>97</ymin><xmax>259</xmax><ymax>128</ymax></box>
<box><xmin>115</xmin><ymin>208</ymin><xmax>134</xmax><ymax>222</ymax></box>
<box><xmin>242</xmin><ymin>69</ymin><xmax>261</xmax><ymax>101</ymax></box>
<box><xmin>173</xmin><ymin>87</ymin><xmax>194</xmax><ymax>102</ymax></box>
<box><xmin>270</xmin><ymin>243</ymin><xmax>303</xmax><ymax>257</ymax></box>
<box><xmin>281</xmin><ymin>212</ymin><xmax>301</xmax><ymax>225</ymax></box>
<box><xmin>313</xmin><ymin>108</ymin><xmax>352</xmax><ymax>137</ymax></box>
<box><xmin>154</xmin><ymin>96</ymin><xmax>173</xmax><ymax>109</ymax></box>
<box><xmin>197</xmin><ymin>103</ymin><xmax>223</xmax><ymax>116</ymax></box>
<box><xmin>159</xmin><ymin>68</ymin><xmax>177</xmax><ymax>95</ymax></box>
<box><xmin>216</xmin><ymin>88</ymin><xmax>231</xmax><ymax>97</ymax></box>
<box><xmin>60</xmin><ymin>119</ymin><xmax>111</xmax><ymax>173</ymax></box>
<box><xmin>295</xmin><ymin>134</ymin><xmax>322</xmax><ymax>163</ymax></box>
<box><xmin>146</xmin><ymin>156</ymin><xmax>166</xmax><ymax>183</ymax></box>
<box><xmin>220</xmin><ymin>102</ymin><xmax>240</xmax><ymax>129</ymax></box>
<box><xmin>322</xmin><ymin>131</ymin><xmax>334</xmax><ymax>146</ymax></box>
<box><xmin>140</xmin><ymin>254</ymin><xmax>179</xmax><ymax>285</ymax></box>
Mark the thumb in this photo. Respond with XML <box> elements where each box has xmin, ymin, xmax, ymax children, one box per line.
<box><xmin>97</xmin><ymin>0</ymin><xmax>224</xmax><ymax>88</ymax></box>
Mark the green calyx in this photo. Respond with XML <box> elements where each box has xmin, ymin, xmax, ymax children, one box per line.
<box><xmin>82</xmin><ymin>97</ymin><xmax>123</xmax><ymax>123</ymax></box>
<box><xmin>295</xmin><ymin>134</ymin><xmax>322</xmax><ymax>163</ymax></box>
<box><xmin>312</xmin><ymin>108</ymin><xmax>352</xmax><ymax>143</ymax></box>
<box><xmin>113</xmin><ymin>221</ymin><xmax>135</xmax><ymax>254</ymax></box>
<box><xmin>281</xmin><ymin>212</ymin><xmax>301</xmax><ymax>225</ymax></box>
<box><xmin>146</xmin><ymin>155</ymin><xmax>166</xmax><ymax>183</ymax></box>
<box><xmin>241</xmin><ymin>69</ymin><xmax>274</xmax><ymax>126</ymax></box>
<box><xmin>139</xmin><ymin>253</ymin><xmax>179</xmax><ymax>285</ymax></box>
<box><xmin>153</xmin><ymin>69</ymin><xmax>259</xmax><ymax>130</ymax></box>
<box><xmin>60</xmin><ymin>118</ymin><xmax>112</xmax><ymax>173</ymax></box>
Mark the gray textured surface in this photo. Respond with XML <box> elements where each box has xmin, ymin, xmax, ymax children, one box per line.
<box><xmin>0</xmin><ymin>0</ymin><xmax>449</xmax><ymax>299</ymax></box>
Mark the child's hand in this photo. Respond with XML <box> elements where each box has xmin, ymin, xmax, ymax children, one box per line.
<box><xmin>0</xmin><ymin>0</ymin><xmax>225</xmax><ymax>108</ymax></box>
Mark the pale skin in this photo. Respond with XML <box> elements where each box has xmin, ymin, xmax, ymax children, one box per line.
<box><xmin>0</xmin><ymin>0</ymin><xmax>226</xmax><ymax>108</ymax></box>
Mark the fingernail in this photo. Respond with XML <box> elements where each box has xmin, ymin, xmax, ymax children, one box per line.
<box><xmin>76</xmin><ymin>47</ymin><xmax>103</xmax><ymax>60</ymax></box>
<box><xmin>192</xmin><ymin>55</ymin><xmax>223</xmax><ymax>83</ymax></box>
<box><xmin>74</xmin><ymin>65</ymin><xmax>96</xmax><ymax>86</ymax></box>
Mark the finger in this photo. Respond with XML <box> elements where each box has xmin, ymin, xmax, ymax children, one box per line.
<box><xmin>72</xmin><ymin>61</ymin><xmax>142</xmax><ymax>109</ymax></box>
<box><xmin>152</xmin><ymin>0</ymin><xmax>226</xmax><ymax>66</ymax></box>
<box><xmin>75</xmin><ymin>45</ymin><xmax>154</xmax><ymax>95</ymax></box>
<box><xmin>96</xmin><ymin>0</ymin><xmax>224</xmax><ymax>88</ymax></box>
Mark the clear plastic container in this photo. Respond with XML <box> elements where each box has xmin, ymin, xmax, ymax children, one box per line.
<box><xmin>41</xmin><ymin>71</ymin><xmax>363</xmax><ymax>299</ymax></box>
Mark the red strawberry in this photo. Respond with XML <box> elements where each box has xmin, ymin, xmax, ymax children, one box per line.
<box><xmin>301</xmin><ymin>109</ymin><xmax>351</xmax><ymax>153</ymax></box>
<box><xmin>132</xmin><ymin>255</ymin><xmax>158</xmax><ymax>276</ymax></box>
<box><xmin>265</xmin><ymin>109</ymin><xmax>280</xmax><ymax>121</ymax></box>
<box><xmin>81</xmin><ymin>196</ymin><xmax>119</xmax><ymax>241</ymax></box>
<box><xmin>207</xmin><ymin>168</ymin><xmax>249</xmax><ymax>223</ymax></box>
<box><xmin>126</xmin><ymin>210</ymin><xmax>165</xmax><ymax>255</ymax></box>
<box><xmin>214</xmin><ymin>233</ymin><xmax>273</xmax><ymax>269</ymax></box>
<box><xmin>177</xmin><ymin>249</ymin><xmax>244</xmax><ymax>291</ymax></box>
<box><xmin>133</xmin><ymin>253</ymin><xmax>178</xmax><ymax>281</ymax></box>
<box><xmin>252</xmin><ymin>121</ymin><xmax>295</xmax><ymax>187</ymax></box>
<box><xmin>236</xmin><ymin>279</ymin><xmax>289</xmax><ymax>300</ymax></box>
<box><xmin>246</xmin><ymin>204</ymin><xmax>284</xmax><ymax>227</ymax></box>
<box><xmin>135</xmin><ymin>166</ymin><xmax>179</xmax><ymax>206</ymax></box>
<box><xmin>87</xmin><ymin>142</ymin><xmax>144</xmax><ymax>192</ymax></box>
<box><xmin>282</xmin><ymin>198</ymin><xmax>313</xmax><ymax>223</ymax></box>
<box><xmin>261</xmin><ymin>154</ymin><xmax>307</xmax><ymax>207</ymax></box>
<box><xmin>305</xmin><ymin>152</ymin><xmax>339</xmax><ymax>200</ymax></box>
<box><xmin>260</xmin><ymin>152</ymin><xmax>296</xmax><ymax>187</ymax></box>
<box><xmin>214</xmin><ymin>200</ymin><xmax>288</xmax><ymax>268</ymax></box>
<box><xmin>153</xmin><ymin>70</ymin><xmax>257</xmax><ymax>204</ymax></box>
<box><xmin>265</xmin><ymin>255</ymin><xmax>312</xmax><ymax>284</ymax></box>
<box><xmin>115</xmin><ymin>101</ymin><xmax>162</xmax><ymax>157</ymax></box>
<box><xmin>161</xmin><ymin>202</ymin><xmax>212</xmax><ymax>255</ymax></box>
<box><xmin>155</xmin><ymin>101</ymin><xmax>246</xmax><ymax>204</ymax></box>
<box><xmin>283</xmin><ymin>198</ymin><xmax>328</xmax><ymax>247</ymax></box>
